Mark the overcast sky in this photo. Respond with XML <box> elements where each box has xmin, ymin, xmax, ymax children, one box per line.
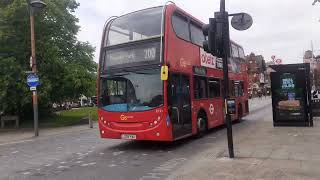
<box><xmin>74</xmin><ymin>0</ymin><xmax>320</xmax><ymax>64</ymax></box>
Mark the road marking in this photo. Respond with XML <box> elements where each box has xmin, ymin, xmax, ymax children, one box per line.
<box><xmin>108</xmin><ymin>164</ymin><xmax>117</xmax><ymax>167</ymax></box>
<box><xmin>57</xmin><ymin>165</ymin><xmax>69</xmax><ymax>169</ymax></box>
<box><xmin>11</xmin><ymin>151</ymin><xmax>19</xmax><ymax>154</ymax></box>
<box><xmin>139</xmin><ymin>158</ymin><xmax>187</xmax><ymax>180</ymax></box>
<box><xmin>113</xmin><ymin>151</ymin><xmax>124</xmax><ymax>156</ymax></box>
<box><xmin>0</xmin><ymin>139</ymin><xmax>34</xmax><ymax>147</ymax></box>
<box><xmin>22</xmin><ymin>172</ymin><xmax>31</xmax><ymax>175</ymax></box>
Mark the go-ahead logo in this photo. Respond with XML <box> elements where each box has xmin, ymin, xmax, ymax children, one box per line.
<box><xmin>120</xmin><ymin>115</ymin><xmax>134</xmax><ymax>121</ymax></box>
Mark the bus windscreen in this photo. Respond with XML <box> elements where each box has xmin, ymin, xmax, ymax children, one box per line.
<box><xmin>100</xmin><ymin>68</ymin><xmax>163</xmax><ymax>112</ymax></box>
<box><xmin>107</xmin><ymin>6</ymin><xmax>163</xmax><ymax>46</ymax></box>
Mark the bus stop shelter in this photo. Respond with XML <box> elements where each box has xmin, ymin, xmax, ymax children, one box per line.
<box><xmin>270</xmin><ymin>63</ymin><xmax>313</xmax><ymax>127</ymax></box>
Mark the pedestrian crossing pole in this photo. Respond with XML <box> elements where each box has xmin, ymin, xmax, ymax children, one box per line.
<box><xmin>203</xmin><ymin>0</ymin><xmax>252</xmax><ymax>158</ymax></box>
<box><xmin>219</xmin><ymin>0</ymin><xmax>234</xmax><ymax>158</ymax></box>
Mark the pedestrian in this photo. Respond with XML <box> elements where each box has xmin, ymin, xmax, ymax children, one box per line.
<box><xmin>258</xmin><ymin>90</ymin><xmax>262</xmax><ymax>99</ymax></box>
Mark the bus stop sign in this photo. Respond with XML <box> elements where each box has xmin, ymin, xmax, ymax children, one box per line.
<box><xmin>27</xmin><ymin>73</ymin><xmax>40</xmax><ymax>88</ymax></box>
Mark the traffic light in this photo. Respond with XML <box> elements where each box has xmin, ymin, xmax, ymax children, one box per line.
<box><xmin>202</xmin><ymin>18</ymin><xmax>216</xmax><ymax>55</ymax></box>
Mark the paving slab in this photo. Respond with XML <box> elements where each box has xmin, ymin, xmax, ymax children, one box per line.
<box><xmin>167</xmin><ymin>102</ymin><xmax>320</xmax><ymax>180</ymax></box>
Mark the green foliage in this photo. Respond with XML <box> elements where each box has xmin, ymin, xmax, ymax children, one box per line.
<box><xmin>0</xmin><ymin>0</ymin><xmax>97</xmax><ymax>118</ymax></box>
<box><xmin>40</xmin><ymin>107</ymin><xmax>98</xmax><ymax>127</ymax></box>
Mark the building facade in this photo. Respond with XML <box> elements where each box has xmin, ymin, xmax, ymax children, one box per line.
<box><xmin>245</xmin><ymin>53</ymin><xmax>267</xmax><ymax>97</ymax></box>
<box><xmin>303</xmin><ymin>50</ymin><xmax>320</xmax><ymax>90</ymax></box>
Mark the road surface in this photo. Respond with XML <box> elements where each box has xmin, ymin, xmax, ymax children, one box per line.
<box><xmin>0</xmin><ymin>98</ymin><xmax>271</xmax><ymax>180</ymax></box>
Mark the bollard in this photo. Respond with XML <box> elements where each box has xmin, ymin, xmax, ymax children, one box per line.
<box><xmin>89</xmin><ymin>112</ymin><xmax>93</xmax><ymax>128</ymax></box>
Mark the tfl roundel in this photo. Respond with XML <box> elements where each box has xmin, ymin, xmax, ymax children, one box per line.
<box><xmin>275</xmin><ymin>59</ymin><xmax>282</xmax><ymax>65</ymax></box>
<box><xmin>27</xmin><ymin>73</ymin><xmax>40</xmax><ymax>87</ymax></box>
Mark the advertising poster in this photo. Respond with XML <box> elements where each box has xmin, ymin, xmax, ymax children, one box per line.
<box><xmin>271</xmin><ymin>69</ymin><xmax>308</xmax><ymax>124</ymax></box>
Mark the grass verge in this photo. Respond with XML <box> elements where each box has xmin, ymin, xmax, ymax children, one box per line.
<box><xmin>16</xmin><ymin>107</ymin><xmax>98</xmax><ymax>129</ymax></box>
<box><xmin>40</xmin><ymin>107</ymin><xmax>98</xmax><ymax>127</ymax></box>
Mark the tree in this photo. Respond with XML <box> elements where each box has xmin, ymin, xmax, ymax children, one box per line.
<box><xmin>312</xmin><ymin>0</ymin><xmax>320</xmax><ymax>5</ymax></box>
<box><xmin>0</xmin><ymin>0</ymin><xmax>97</xmax><ymax>119</ymax></box>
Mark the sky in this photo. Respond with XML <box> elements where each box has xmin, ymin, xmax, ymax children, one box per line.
<box><xmin>74</xmin><ymin>0</ymin><xmax>320</xmax><ymax>64</ymax></box>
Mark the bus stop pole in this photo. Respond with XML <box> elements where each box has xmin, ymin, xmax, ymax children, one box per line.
<box><xmin>220</xmin><ymin>0</ymin><xmax>234</xmax><ymax>158</ymax></box>
<box><xmin>30</xmin><ymin>9</ymin><xmax>39</xmax><ymax>137</ymax></box>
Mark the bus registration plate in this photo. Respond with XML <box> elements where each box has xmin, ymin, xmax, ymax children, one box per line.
<box><xmin>121</xmin><ymin>134</ymin><xmax>136</xmax><ymax>140</ymax></box>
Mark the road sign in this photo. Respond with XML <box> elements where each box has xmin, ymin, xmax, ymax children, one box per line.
<box><xmin>27</xmin><ymin>73</ymin><xmax>40</xmax><ymax>87</ymax></box>
<box><xmin>30</xmin><ymin>87</ymin><xmax>36</xmax><ymax>91</ymax></box>
<box><xmin>231</xmin><ymin>13</ymin><xmax>253</xmax><ymax>31</ymax></box>
<box><xmin>275</xmin><ymin>59</ymin><xmax>282</xmax><ymax>65</ymax></box>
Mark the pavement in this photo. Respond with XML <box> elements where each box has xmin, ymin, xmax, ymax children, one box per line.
<box><xmin>0</xmin><ymin>123</ymin><xmax>96</xmax><ymax>146</ymax></box>
<box><xmin>167</xmin><ymin>98</ymin><xmax>320</xmax><ymax>180</ymax></box>
<box><xmin>3</xmin><ymin>97</ymin><xmax>320</xmax><ymax>180</ymax></box>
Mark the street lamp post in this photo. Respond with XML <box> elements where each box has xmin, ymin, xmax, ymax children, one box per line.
<box><xmin>27</xmin><ymin>0</ymin><xmax>46</xmax><ymax>137</ymax></box>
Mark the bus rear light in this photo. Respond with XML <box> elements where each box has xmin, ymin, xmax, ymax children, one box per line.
<box><xmin>154</xmin><ymin>120</ymin><xmax>158</xmax><ymax>125</ymax></box>
<box><xmin>156</xmin><ymin>132</ymin><xmax>160</xmax><ymax>136</ymax></box>
<box><xmin>100</xmin><ymin>117</ymin><xmax>104</xmax><ymax>121</ymax></box>
<box><xmin>103</xmin><ymin>120</ymin><xmax>107</xmax><ymax>124</ymax></box>
<box><xmin>149</xmin><ymin>123</ymin><xmax>153</xmax><ymax>127</ymax></box>
<box><xmin>101</xmin><ymin>130</ymin><xmax>105</xmax><ymax>134</ymax></box>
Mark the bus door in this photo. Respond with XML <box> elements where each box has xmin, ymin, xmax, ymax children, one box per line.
<box><xmin>168</xmin><ymin>73</ymin><xmax>192</xmax><ymax>139</ymax></box>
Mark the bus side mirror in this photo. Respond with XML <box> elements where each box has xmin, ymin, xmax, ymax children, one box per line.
<box><xmin>161</xmin><ymin>65</ymin><xmax>168</xmax><ymax>81</ymax></box>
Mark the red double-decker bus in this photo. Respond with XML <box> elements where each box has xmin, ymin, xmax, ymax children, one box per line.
<box><xmin>97</xmin><ymin>3</ymin><xmax>249</xmax><ymax>141</ymax></box>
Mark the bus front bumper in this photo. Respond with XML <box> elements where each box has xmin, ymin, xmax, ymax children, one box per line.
<box><xmin>98</xmin><ymin>120</ymin><xmax>173</xmax><ymax>141</ymax></box>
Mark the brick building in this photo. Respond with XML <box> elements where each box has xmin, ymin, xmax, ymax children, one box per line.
<box><xmin>245</xmin><ymin>53</ymin><xmax>267</xmax><ymax>97</ymax></box>
<box><xmin>303</xmin><ymin>50</ymin><xmax>320</xmax><ymax>90</ymax></box>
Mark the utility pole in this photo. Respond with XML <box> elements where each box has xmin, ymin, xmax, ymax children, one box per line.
<box><xmin>27</xmin><ymin>0</ymin><xmax>46</xmax><ymax>137</ymax></box>
<box><xmin>29</xmin><ymin>9</ymin><xmax>39</xmax><ymax>136</ymax></box>
<box><xmin>202</xmin><ymin>0</ymin><xmax>252</xmax><ymax>158</ymax></box>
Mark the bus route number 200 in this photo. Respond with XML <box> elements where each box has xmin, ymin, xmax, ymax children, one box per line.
<box><xmin>144</xmin><ymin>47</ymin><xmax>156</xmax><ymax>60</ymax></box>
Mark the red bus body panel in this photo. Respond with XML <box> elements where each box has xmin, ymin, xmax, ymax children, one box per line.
<box><xmin>98</xmin><ymin>4</ymin><xmax>249</xmax><ymax>141</ymax></box>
